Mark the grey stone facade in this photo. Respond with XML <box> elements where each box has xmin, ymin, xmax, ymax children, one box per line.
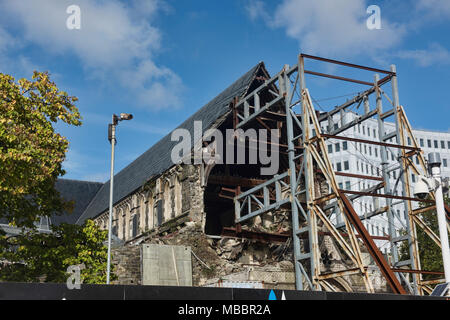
<box><xmin>95</xmin><ymin>164</ymin><xmax>204</xmax><ymax>244</ymax></box>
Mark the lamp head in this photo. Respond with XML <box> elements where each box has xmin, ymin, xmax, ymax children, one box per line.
<box><xmin>120</xmin><ymin>113</ymin><xmax>133</xmax><ymax>121</ymax></box>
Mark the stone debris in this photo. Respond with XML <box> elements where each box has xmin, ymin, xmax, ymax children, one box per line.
<box><xmin>112</xmin><ymin>215</ymin><xmax>389</xmax><ymax>292</ymax></box>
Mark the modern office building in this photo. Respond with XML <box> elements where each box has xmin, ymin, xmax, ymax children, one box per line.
<box><xmin>325</xmin><ymin>111</ymin><xmax>450</xmax><ymax>253</ymax></box>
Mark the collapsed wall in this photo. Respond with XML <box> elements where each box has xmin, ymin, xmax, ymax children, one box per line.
<box><xmin>112</xmin><ymin>188</ymin><xmax>389</xmax><ymax>292</ymax></box>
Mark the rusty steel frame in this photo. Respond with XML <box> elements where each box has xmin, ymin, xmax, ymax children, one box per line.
<box><xmin>231</xmin><ymin>53</ymin><xmax>445</xmax><ymax>295</ymax></box>
<box><xmin>221</xmin><ymin>227</ymin><xmax>289</xmax><ymax>244</ymax></box>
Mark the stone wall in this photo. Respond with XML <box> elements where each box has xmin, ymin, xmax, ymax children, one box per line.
<box><xmin>95</xmin><ymin>164</ymin><xmax>205</xmax><ymax>243</ymax></box>
<box><xmin>179</xmin><ymin>164</ymin><xmax>204</xmax><ymax>222</ymax></box>
<box><xmin>110</xmin><ymin>215</ymin><xmax>389</xmax><ymax>293</ymax></box>
<box><xmin>111</xmin><ymin>245</ymin><xmax>141</xmax><ymax>285</ymax></box>
<box><xmin>99</xmin><ymin>162</ymin><xmax>389</xmax><ymax>293</ymax></box>
<box><xmin>136</xmin><ymin>220</ymin><xmax>295</xmax><ymax>287</ymax></box>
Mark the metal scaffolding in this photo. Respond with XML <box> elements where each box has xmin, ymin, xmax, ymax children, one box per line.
<box><xmin>231</xmin><ymin>53</ymin><xmax>449</xmax><ymax>295</ymax></box>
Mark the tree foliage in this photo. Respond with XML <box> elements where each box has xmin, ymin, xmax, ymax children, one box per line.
<box><xmin>400</xmin><ymin>198</ymin><xmax>448</xmax><ymax>280</ymax></box>
<box><xmin>0</xmin><ymin>220</ymin><xmax>115</xmax><ymax>284</ymax></box>
<box><xmin>0</xmin><ymin>71</ymin><xmax>81</xmax><ymax>228</ymax></box>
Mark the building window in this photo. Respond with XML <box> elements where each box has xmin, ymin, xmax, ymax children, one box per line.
<box><xmin>145</xmin><ymin>200</ymin><xmax>150</xmax><ymax>230</ymax></box>
<box><xmin>441</xmin><ymin>141</ymin><xmax>446</xmax><ymax>149</ymax></box>
<box><xmin>444</xmin><ymin>159</ymin><xmax>448</xmax><ymax>167</ymax></box>
<box><xmin>344</xmin><ymin>161</ymin><xmax>349</xmax><ymax>171</ymax></box>
<box><xmin>335</xmin><ymin>143</ymin><xmax>340</xmax><ymax>152</ymax></box>
<box><xmin>154</xmin><ymin>199</ymin><xmax>163</xmax><ymax>226</ymax></box>
<box><xmin>122</xmin><ymin>212</ymin><xmax>126</xmax><ymax>239</ymax></box>
<box><xmin>343</xmin><ymin>141</ymin><xmax>348</xmax><ymax>151</ymax></box>
<box><xmin>345</xmin><ymin>181</ymin><xmax>351</xmax><ymax>190</ymax></box>
<box><xmin>448</xmin><ymin>141</ymin><xmax>450</xmax><ymax>149</ymax></box>
<box><xmin>428</xmin><ymin>139</ymin><xmax>432</xmax><ymax>148</ymax></box>
<box><xmin>112</xmin><ymin>225</ymin><xmax>118</xmax><ymax>237</ymax></box>
<box><xmin>130</xmin><ymin>214</ymin><xmax>138</xmax><ymax>238</ymax></box>
<box><xmin>129</xmin><ymin>215</ymin><xmax>134</xmax><ymax>238</ymax></box>
<box><xmin>434</xmin><ymin>140</ymin><xmax>438</xmax><ymax>148</ymax></box>
<box><xmin>336</xmin><ymin>162</ymin><xmax>342</xmax><ymax>172</ymax></box>
<box><xmin>328</xmin><ymin>144</ymin><xmax>333</xmax><ymax>153</ymax></box>
<box><xmin>420</xmin><ymin>139</ymin><xmax>424</xmax><ymax>147</ymax></box>
<box><xmin>164</xmin><ymin>181</ymin><xmax>172</xmax><ymax>221</ymax></box>
<box><xmin>375</xmin><ymin>148</ymin><xmax>378</xmax><ymax>157</ymax></box>
<box><xmin>407</xmin><ymin>137</ymin><xmax>411</xmax><ymax>146</ymax></box>
<box><xmin>338</xmin><ymin>182</ymin><xmax>343</xmax><ymax>189</ymax></box>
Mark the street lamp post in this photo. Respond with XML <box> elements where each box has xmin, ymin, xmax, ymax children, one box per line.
<box><xmin>428</xmin><ymin>153</ymin><xmax>450</xmax><ymax>284</ymax></box>
<box><xmin>414</xmin><ymin>152</ymin><xmax>450</xmax><ymax>285</ymax></box>
<box><xmin>106</xmin><ymin>113</ymin><xmax>133</xmax><ymax>284</ymax></box>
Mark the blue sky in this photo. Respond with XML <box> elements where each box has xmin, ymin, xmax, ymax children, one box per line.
<box><xmin>0</xmin><ymin>0</ymin><xmax>449</xmax><ymax>182</ymax></box>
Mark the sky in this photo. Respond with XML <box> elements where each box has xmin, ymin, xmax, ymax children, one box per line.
<box><xmin>0</xmin><ymin>0</ymin><xmax>449</xmax><ymax>183</ymax></box>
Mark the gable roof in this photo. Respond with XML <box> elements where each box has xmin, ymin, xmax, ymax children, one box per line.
<box><xmin>52</xmin><ymin>179</ymin><xmax>103</xmax><ymax>226</ymax></box>
<box><xmin>0</xmin><ymin>179</ymin><xmax>102</xmax><ymax>235</ymax></box>
<box><xmin>77</xmin><ymin>62</ymin><xmax>266</xmax><ymax>224</ymax></box>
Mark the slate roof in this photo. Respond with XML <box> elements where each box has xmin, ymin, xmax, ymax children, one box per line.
<box><xmin>52</xmin><ymin>179</ymin><xmax>103</xmax><ymax>226</ymax></box>
<box><xmin>0</xmin><ymin>179</ymin><xmax>102</xmax><ymax>235</ymax></box>
<box><xmin>76</xmin><ymin>62</ymin><xmax>266</xmax><ymax>224</ymax></box>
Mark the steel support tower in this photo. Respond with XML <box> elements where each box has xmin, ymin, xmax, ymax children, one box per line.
<box><xmin>232</xmin><ymin>54</ymin><xmax>449</xmax><ymax>295</ymax></box>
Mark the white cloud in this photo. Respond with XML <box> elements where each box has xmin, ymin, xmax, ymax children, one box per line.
<box><xmin>0</xmin><ymin>27</ymin><xmax>18</xmax><ymax>53</ymax></box>
<box><xmin>245</xmin><ymin>0</ymin><xmax>270</xmax><ymax>22</ymax></box>
<box><xmin>63</xmin><ymin>148</ymin><xmax>109</xmax><ymax>182</ymax></box>
<box><xmin>83</xmin><ymin>112</ymin><xmax>171</xmax><ymax>135</ymax></box>
<box><xmin>81</xmin><ymin>172</ymin><xmax>110</xmax><ymax>183</ymax></box>
<box><xmin>396</xmin><ymin>43</ymin><xmax>450</xmax><ymax>67</ymax></box>
<box><xmin>0</xmin><ymin>0</ymin><xmax>183</xmax><ymax>110</ymax></box>
<box><xmin>62</xmin><ymin>149</ymin><xmax>94</xmax><ymax>174</ymax></box>
<box><xmin>246</xmin><ymin>0</ymin><xmax>406</xmax><ymax>58</ymax></box>
<box><xmin>416</xmin><ymin>0</ymin><xmax>450</xmax><ymax>18</ymax></box>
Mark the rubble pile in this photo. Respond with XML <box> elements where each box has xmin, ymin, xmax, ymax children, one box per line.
<box><xmin>140</xmin><ymin>220</ymin><xmax>294</xmax><ymax>286</ymax></box>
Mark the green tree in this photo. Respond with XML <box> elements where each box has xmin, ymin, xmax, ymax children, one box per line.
<box><xmin>0</xmin><ymin>71</ymin><xmax>81</xmax><ymax>229</ymax></box>
<box><xmin>400</xmin><ymin>198</ymin><xmax>449</xmax><ymax>280</ymax></box>
<box><xmin>0</xmin><ymin>220</ymin><xmax>115</xmax><ymax>284</ymax></box>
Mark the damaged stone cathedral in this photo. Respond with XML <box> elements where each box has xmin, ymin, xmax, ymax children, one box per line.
<box><xmin>27</xmin><ymin>62</ymin><xmax>389</xmax><ymax>292</ymax></box>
